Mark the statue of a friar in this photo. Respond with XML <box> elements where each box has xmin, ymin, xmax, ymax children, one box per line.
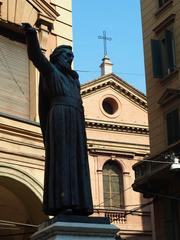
<box><xmin>22</xmin><ymin>23</ymin><xmax>93</xmax><ymax>216</ymax></box>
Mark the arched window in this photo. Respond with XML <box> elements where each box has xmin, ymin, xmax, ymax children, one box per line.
<box><xmin>103</xmin><ymin>161</ymin><xmax>123</xmax><ymax>209</ymax></box>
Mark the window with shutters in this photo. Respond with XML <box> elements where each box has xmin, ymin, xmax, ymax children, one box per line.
<box><xmin>163</xmin><ymin>199</ymin><xmax>180</xmax><ymax>240</ymax></box>
<box><xmin>151</xmin><ymin>25</ymin><xmax>176</xmax><ymax>78</ymax></box>
<box><xmin>158</xmin><ymin>0</ymin><xmax>171</xmax><ymax>8</ymax></box>
<box><xmin>166</xmin><ymin>109</ymin><xmax>180</xmax><ymax>145</ymax></box>
<box><xmin>0</xmin><ymin>26</ymin><xmax>30</xmax><ymax>119</ymax></box>
<box><xmin>103</xmin><ymin>161</ymin><xmax>124</xmax><ymax>209</ymax></box>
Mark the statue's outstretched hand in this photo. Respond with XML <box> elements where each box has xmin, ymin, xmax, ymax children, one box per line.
<box><xmin>21</xmin><ymin>23</ymin><xmax>34</xmax><ymax>32</ymax></box>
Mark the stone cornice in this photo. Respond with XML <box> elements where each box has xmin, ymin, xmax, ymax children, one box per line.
<box><xmin>27</xmin><ymin>0</ymin><xmax>60</xmax><ymax>20</ymax></box>
<box><xmin>153</xmin><ymin>13</ymin><xmax>176</xmax><ymax>33</ymax></box>
<box><xmin>0</xmin><ymin>148</ymin><xmax>44</xmax><ymax>162</ymax></box>
<box><xmin>86</xmin><ymin>119</ymin><xmax>149</xmax><ymax>135</ymax></box>
<box><xmin>0</xmin><ymin>113</ymin><xmax>149</xmax><ymax>136</ymax></box>
<box><xmin>87</xmin><ymin>138</ymin><xmax>149</xmax><ymax>156</ymax></box>
<box><xmin>158</xmin><ymin>88</ymin><xmax>180</xmax><ymax>106</ymax></box>
<box><xmin>0</xmin><ymin>113</ymin><xmax>42</xmax><ymax>143</ymax></box>
<box><xmin>81</xmin><ymin>74</ymin><xmax>147</xmax><ymax>110</ymax></box>
<box><xmin>0</xmin><ymin>114</ymin><xmax>44</xmax><ymax>163</ymax></box>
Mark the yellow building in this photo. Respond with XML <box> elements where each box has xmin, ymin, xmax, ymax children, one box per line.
<box><xmin>133</xmin><ymin>0</ymin><xmax>180</xmax><ymax>239</ymax></box>
<box><xmin>0</xmin><ymin>0</ymin><xmax>72</xmax><ymax>239</ymax></box>
<box><xmin>0</xmin><ymin>0</ymin><xmax>152</xmax><ymax>239</ymax></box>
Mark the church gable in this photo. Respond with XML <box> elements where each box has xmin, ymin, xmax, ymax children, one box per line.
<box><xmin>81</xmin><ymin>74</ymin><xmax>148</xmax><ymax>127</ymax></box>
<box><xmin>81</xmin><ymin>73</ymin><xmax>147</xmax><ymax>111</ymax></box>
<box><xmin>0</xmin><ymin>0</ymin><xmax>59</xmax><ymax>28</ymax></box>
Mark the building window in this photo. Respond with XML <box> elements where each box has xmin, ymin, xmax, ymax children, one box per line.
<box><xmin>103</xmin><ymin>161</ymin><xmax>123</xmax><ymax>209</ymax></box>
<box><xmin>100</xmin><ymin>95</ymin><xmax>121</xmax><ymax>118</ymax></box>
<box><xmin>102</xmin><ymin>97</ymin><xmax>118</xmax><ymax>115</ymax></box>
<box><xmin>0</xmin><ymin>26</ymin><xmax>29</xmax><ymax>119</ymax></box>
<box><xmin>151</xmin><ymin>26</ymin><xmax>176</xmax><ymax>78</ymax></box>
<box><xmin>159</xmin><ymin>0</ymin><xmax>170</xmax><ymax>8</ymax></box>
<box><xmin>166</xmin><ymin>109</ymin><xmax>180</xmax><ymax>145</ymax></box>
<box><xmin>163</xmin><ymin>199</ymin><xmax>180</xmax><ymax>239</ymax></box>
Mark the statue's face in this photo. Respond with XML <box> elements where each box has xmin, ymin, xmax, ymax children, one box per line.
<box><xmin>56</xmin><ymin>48</ymin><xmax>74</xmax><ymax>69</ymax></box>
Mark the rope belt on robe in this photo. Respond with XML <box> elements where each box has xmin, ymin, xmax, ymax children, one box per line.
<box><xmin>51</xmin><ymin>96</ymin><xmax>83</xmax><ymax>112</ymax></box>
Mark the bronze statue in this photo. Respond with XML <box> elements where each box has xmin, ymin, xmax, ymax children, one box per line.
<box><xmin>22</xmin><ymin>23</ymin><xmax>93</xmax><ymax>216</ymax></box>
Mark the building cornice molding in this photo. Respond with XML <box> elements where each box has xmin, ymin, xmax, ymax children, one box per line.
<box><xmin>27</xmin><ymin>0</ymin><xmax>60</xmax><ymax>20</ymax></box>
<box><xmin>86</xmin><ymin>119</ymin><xmax>149</xmax><ymax>135</ymax></box>
<box><xmin>87</xmin><ymin>138</ymin><xmax>149</xmax><ymax>157</ymax></box>
<box><xmin>81</xmin><ymin>74</ymin><xmax>147</xmax><ymax>110</ymax></box>
<box><xmin>155</xmin><ymin>0</ymin><xmax>173</xmax><ymax>17</ymax></box>
<box><xmin>153</xmin><ymin>13</ymin><xmax>176</xmax><ymax>33</ymax></box>
<box><xmin>0</xmin><ymin>148</ymin><xmax>44</xmax><ymax>162</ymax></box>
<box><xmin>0</xmin><ymin>114</ymin><xmax>42</xmax><ymax>144</ymax></box>
<box><xmin>158</xmin><ymin>88</ymin><xmax>180</xmax><ymax>106</ymax></box>
<box><xmin>0</xmin><ymin>0</ymin><xmax>59</xmax><ymax>31</ymax></box>
<box><xmin>26</xmin><ymin>0</ymin><xmax>60</xmax><ymax>30</ymax></box>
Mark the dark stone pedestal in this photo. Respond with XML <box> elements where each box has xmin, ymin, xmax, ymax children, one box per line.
<box><xmin>31</xmin><ymin>215</ymin><xmax>120</xmax><ymax>240</ymax></box>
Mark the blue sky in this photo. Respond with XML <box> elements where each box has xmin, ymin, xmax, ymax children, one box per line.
<box><xmin>72</xmin><ymin>0</ymin><xmax>146</xmax><ymax>94</ymax></box>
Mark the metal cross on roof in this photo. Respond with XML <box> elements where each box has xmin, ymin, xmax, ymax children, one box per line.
<box><xmin>98</xmin><ymin>31</ymin><xmax>112</xmax><ymax>57</ymax></box>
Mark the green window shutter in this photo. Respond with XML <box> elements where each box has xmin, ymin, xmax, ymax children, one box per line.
<box><xmin>166</xmin><ymin>109</ymin><xmax>180</xmax><ymax>145</ymax></box>
<box><xmin>159</xmin><ymin>0</ymin><xmax>169</xmax><ymax>7</ymax></box>
<box><xmin>163</xmin><ymin>199</ymin><xmax>180</xmax><ymax>240</ymax></box>
<box><xmin>159</xmin><ymin>0</ymin><xmax>163</xmax><ymax>7</ymax></box>
<box><xmin>165</xmin><ymin>30</ymin><xmax>175</xmax><ymax>72</ymax></box>
<box><xmin>151</xmin><ymin>39</ymin><xmax>163</xmax><ymax>78</ymax></box>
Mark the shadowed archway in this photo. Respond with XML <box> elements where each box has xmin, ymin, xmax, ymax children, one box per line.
<box><xmin>0</xmin><ymin>167</ymin><xmax>48</xmax><ymax>240</ymax></box>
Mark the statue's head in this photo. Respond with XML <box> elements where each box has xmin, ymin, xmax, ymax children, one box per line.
<box><xmin>50</xmin><ymin>45</ymin><xmax>74</xmax><ymax>70</ymax></box>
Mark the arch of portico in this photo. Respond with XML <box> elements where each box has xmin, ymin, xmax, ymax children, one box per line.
<box><xmin>0</xmin><ymin>163</ymin><xmax>47</xmax><ymax>240</ymax></box>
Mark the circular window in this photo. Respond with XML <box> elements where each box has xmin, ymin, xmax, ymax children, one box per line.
<box><xmin>102</xmin><ymin>97</ymin><xmax>118</xmax><ymax>115</ymax></box>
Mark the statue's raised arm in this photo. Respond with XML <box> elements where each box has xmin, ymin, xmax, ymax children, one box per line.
<box><xmin>22</xmin><ymin>23</ymin><xmax>53</xmax><ymax>76</ymax></box>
